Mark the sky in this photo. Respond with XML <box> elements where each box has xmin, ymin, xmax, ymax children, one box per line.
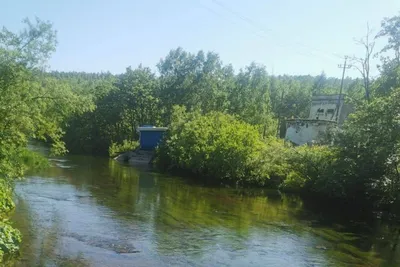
<box><xmin>2</xmin><ymin>0</ymin><xmax>400</xmax><ymax>78</ymax></box>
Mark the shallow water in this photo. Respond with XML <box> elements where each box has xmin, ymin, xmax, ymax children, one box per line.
<box><xmin>6</xmin><ymin>155</ymin><xmax>400</xmax><ymax>266</ymax></box>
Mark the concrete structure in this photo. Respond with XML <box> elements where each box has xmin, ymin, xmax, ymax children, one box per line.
<box><xmin>137</xmin><ymin>126</ymin><xmax>168</xmax><ymax>150</ymax></box>
<box><xmin>285</xmin><ymin>119</ymin><xmax>336</xmax><ymax>146</ymax></box>
<box><xmin>285</xmin><ymin>94</ymin><xmax>353</xmax><ymax>145</ymax></box>
<box><xmin>114</xmin><ymin>149</ymin><xmax>156</xmax><ymax>166</ymax></box>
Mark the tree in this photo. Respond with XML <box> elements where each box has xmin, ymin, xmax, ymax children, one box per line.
<box><xmin>351</xmin><ymin>24</ymin><xmax>375</xmax><ymax>101</ymax></box>
<box><xmin>332</xmin><ymin>88</ymin><xmax>400</xmax><ymax>203</ymax></box>
<box><xmin>157</xmin><ymin>48</ymin><xmax>232</xmax><ymax>121</ymax></box>
<box><xmin>271</xmin><ymin>76</ymin><xmax>312</xmax><ymax>119</ymax></box>
<box><xmin>228</xmin><ymin>62</ymin><xmax>275</xmax><ymax>135</ymax></box>
<box><xmin>312</xmin><ymin>71</ymin><xmax>327</xmax><ymax>95</ymax></box>
<box><xmin>373</xmin><ymin>13</ymin><xmax>400</xmax><ymax>97</ymax></box>
<box><xmin>0</xmin><ymin>18</ymin><xmax>89</xmax><ymax>161</ymax></box>
<box><xmin>116</xmin><ymin>65</ymin><xmax>161</xmax><ymax>138</ymax></box>
<box><xmin>0</xmin><ymin>17</ymin><xmax>89</xmax><ymax>257</ymax></box>
<box><xmin>63</xmin><ymin>66</ymin><xmax>162</xmax><ymax>155</ymax></box>
<box><xmin>0</xmin><ymin>17</ymin><xmax>57</xmax><ymax>68</ymax></box>
<box><xmin>377</xmin><ymin>12</ymin><xmax>400</xmax><ymax>66</ymax></box>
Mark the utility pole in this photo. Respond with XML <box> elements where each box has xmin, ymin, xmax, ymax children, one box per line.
<box><xmin>276</xmin><ymin>87</ymin><xmax>285</xmax><ymax>138</ymax></box>
<box><xmin>335</xmin><ymin>56</ymin><xmax>352</xmax><ymax>121</ymax></box>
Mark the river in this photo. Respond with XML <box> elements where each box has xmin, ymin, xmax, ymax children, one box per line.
<box><xmin>6</xmin><ymin>154</ymin><xmax>400</xmax><ymax>266</ymax></box>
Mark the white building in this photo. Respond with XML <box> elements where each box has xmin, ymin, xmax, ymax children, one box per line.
<box><xmin>285</xmin><ymin>94</ymin><xmax>353</xmax><ymax>145</ymax></box>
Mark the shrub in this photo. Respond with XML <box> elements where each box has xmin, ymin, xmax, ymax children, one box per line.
<box><xmin>156</xmin><ymin>109</ymin><xmax>277</xmax><ymax>185</ymax></box>
<box><xmin>0</xmin><ymin>221</ymin><xmax>22</xmax><ymax>260</ymax></box>
<box><xmin>0</xmin><ymin>180</ymin><xmax>14</xmax><ymax>217</ymax></box>
<box><xmin>327</xmin><ymin>88</ymin><xmax>400</xmax><ymax>202</ymax></box>
<box><xmin>256</xmin><ymin>137</ymin><xmax>291</xmax><ymax>186</ymax></box>
<box><xmin>155</xmin><ymin>107</ymin><xmax>335</xmax><ymax>189</ymax></box>
<box><xmin>20</xmin><ymin>149</ymin><xmax>49</xmax><ymax>172</ymax></box>
<box><xmin>0</xmin><ymin>180</ymin><xmax>21</xmax><ymax>260</ymax></box>
<box><xmin>282</xmin><ymin>145</ymin><xmax>338</xmax><ymax>194</ymax></box>
<box><xmin>109</xmin><ymin>140</ymin><xmax>139</xmax><ymax>158</ymax></box>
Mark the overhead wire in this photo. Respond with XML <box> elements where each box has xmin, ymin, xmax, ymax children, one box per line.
<box><xmin>211</xmin><ymin>0</ymin><xmax>345</xmax><ymax>60</ymax></box>
<box><xmin>199</xmin><ymin>0</ymin><xmax>345</xmax><ymax>62</ymax></box>
<box><xmin>196</xmin><ymin>2</ymin><xmax>322</xmax><ymax>62</ymax></box>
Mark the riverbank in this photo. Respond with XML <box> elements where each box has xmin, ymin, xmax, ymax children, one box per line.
<box><xmin>151</xmin><ymin>103</ymin><xmax>400</xmax><ymax>215</ymax></box>
<box><xmin>0</xmin><ymin>148</ymin><xmax>50</xmax><ymax>261</ymax></box>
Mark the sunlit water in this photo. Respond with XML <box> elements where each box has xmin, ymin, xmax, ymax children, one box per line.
<box><xmin>6</xmin><ymin>154</ymin><xmax>400</xmax><ymax>266</ymax></box>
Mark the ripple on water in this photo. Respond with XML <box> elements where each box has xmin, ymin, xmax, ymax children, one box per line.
<box><xmin>62</xmin><ymin>232</ymin><xmax>139</xmax><ymax>254</ymax></box>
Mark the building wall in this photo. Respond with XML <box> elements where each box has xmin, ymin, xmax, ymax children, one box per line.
<box><xmin>338</xmin><ymin>103</ymin><xmax>354</xmax><ymax>126</ymax></box>
<box><xmin>139</xmin><ymin>131</ymin><xmax>165</xmax><ymax>150</ymax></box>
<box><xmin>284</xmin><ymin>94</ymin><xmax>352</xmax><ymax>145</ymax></box>
<box><xmin>285</xmin><ymin>120</ymin><xmax>334</xmax><ymax>145</ymax></box>
<box><xmin>308</xmin><ymin>94</ymin><xmax>345</xmax><ymax>121</ymax></box>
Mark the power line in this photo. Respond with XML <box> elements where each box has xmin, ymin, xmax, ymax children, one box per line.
<box><xmin>196</xmin><ymin>1</ymin><xmax>321</xmax><ymax>60</ymax></box>
<box><xmin>209</xmin><ymin>0</ymin><xmax>345</xmax><ymax>61</ymax></box>
<box><xmin>197</xmin><ymin>1</ymin><xmax>333</xmax><ymax>62</ymax></box>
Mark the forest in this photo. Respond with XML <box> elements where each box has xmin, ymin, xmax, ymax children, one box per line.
<box><xmin>1</xmin><ymin>13</ymin><xmax>400</xmax><ymax>258</ymax></box>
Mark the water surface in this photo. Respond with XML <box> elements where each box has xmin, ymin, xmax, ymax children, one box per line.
<box><xmin>7</xmin><ymin>155</ymin><xmax>400</xmax><ymax>266</ymax></box>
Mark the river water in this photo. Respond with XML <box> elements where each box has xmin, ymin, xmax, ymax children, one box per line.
<box><xmin>6</xmin><ymin>154</ymin><xmax>400</xmax><ymax>266</ymax></box>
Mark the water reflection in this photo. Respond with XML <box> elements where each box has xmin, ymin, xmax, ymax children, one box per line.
<box><xmin>6</xmin><ymin>155</ymin><xmax>400</xmax><ymax>266</ymax></box>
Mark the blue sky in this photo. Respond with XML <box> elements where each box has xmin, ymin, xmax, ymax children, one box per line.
<box><xmin>2</xmin><ymin>0</ymin><xmax>400</xmax><ymax>77</ymax></box>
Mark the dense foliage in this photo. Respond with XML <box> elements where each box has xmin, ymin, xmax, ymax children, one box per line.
<box><xmin>0</xmin><ymin>222</ymin><xmax>21</xmax><ymax>258</ymax></box>
<box><xmin>0</xmin><ymin>18</ymin><xmax>88</xmax><ymax>258</ymax></box>
<box><xmin>156</xmin><ymin>108</ymin><xmax>274</xmax><ymax>185</ymax></box>
<box><xmin>155</xmin><ymin>107</ymin><xmax>302</xmax><ymax>186</ymax></box>
<box><xmin>156</xmin><ymin>86</ymin><xmax>400</xmax><ymax>208</ymax></box>
<box><xmin>331</xmin><ymin>87</ymin><xmax>400</xmax><ymax>204</ymax></box>
<box><xmin>60</xmin><ymin>53</ymin><xmax>360</xmax><ymax>156</ymax></box>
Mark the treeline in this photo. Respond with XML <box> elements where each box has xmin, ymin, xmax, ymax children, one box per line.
<box><xmin>55</xmin><ymin>54</ymin><xmax>361</xmax><ymax>155</ymax></box>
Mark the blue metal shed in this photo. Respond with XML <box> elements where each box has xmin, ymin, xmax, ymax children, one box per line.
<box><xmin>137</xmin><ymin>126</ymin><xmax>168</xmax><ymax>150</ymax></box>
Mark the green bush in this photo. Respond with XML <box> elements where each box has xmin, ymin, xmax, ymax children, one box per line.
<box><xmin>0</xmin><ymin>147</ymin><xmax>49</xmax><ymax>259</ymax></box>
<box><xmin>20</xmin><ymin>149</ymin><xmax>49</xmax><ymax>172</ymax></box>
<box><xmin>325</xmin><ymin>87</ymin><xmax>400</xmax><ymax>202</ymax></box>
<box><xmin>0</xmin><ymin>180</ymin><xmax>21</xmax><ymax>260</ymax></box>
<box><xmin>155</xmin><ymin>107</ymin><xmax>336</xmax><ymax>189</ymax></box>
<box><xmin>154</xmin><ymin>107</ymin><xmax>357</xmax><ymax>196</ymax></box>
<box><xmin>109</xmin><ymin>140</ymin><xmax>139</xmax><ymax>158</ymax></box>
<box><xmin>281</xmin><ymin>145</ymin><xmax>338</xmax><ymax>194</ymax></box>
<box><xmin>0</xmin><ymin>180</ymin><xmax>14</xmax><ymax>217</ymax></box>
<box><xmin>255</xmin><ymin>137</ymin><xmax>291</xmax><ymax>185</ymax></box>
<box><xmin>0</xmin><ymin>222</ymin><xmax>22</xmax><ymax>259</ymax></box>
<box><xmin>155</xmin><ymin>108</ymin><xmax>286</xmax><ymax>186</ymax></box>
